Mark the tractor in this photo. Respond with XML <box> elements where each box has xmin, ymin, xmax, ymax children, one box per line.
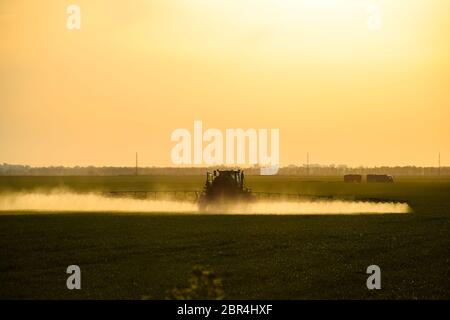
<box><xmin>198</xmin><ymin>169</ymin><xmax>253</xmax><ymax>210</ymax></box>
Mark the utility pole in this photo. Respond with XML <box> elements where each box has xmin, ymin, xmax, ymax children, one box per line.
<box><xmin>438</xmin><ymin>152</ymin><xmax>441</xmax><ymax>176</ymax></box>
<box><xmin>306</xmin><ymin>152</ymin><xmax>309</xmax><ymax>176</ymax></box>
<box><xmin>135</xmin><ymin>152</ymin><xmax>138</xmax><ymax>176</ymax></box>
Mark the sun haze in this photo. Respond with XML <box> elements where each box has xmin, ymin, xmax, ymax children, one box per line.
<box><xmin>0</xmin><ymin>0</ymin><xmax>449</xmax><ymax>167</ymax></box>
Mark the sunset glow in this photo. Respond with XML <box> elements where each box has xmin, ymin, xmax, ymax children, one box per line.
<box><xmin>1</xmin><ymin>0</ymin><xmax>449</xmax><ymax>167</ymax></box>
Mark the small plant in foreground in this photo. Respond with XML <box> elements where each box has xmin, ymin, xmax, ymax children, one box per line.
<box><xmin>167</xmin><ymin>265</ymin><xmax>225</xmax><ymax>300</ymax></box>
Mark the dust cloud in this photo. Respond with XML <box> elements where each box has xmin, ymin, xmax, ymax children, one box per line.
<box><xmin>0</xmin><ymin>191</ymin><xmax>197</xmax><ymax>214</ymax></box>
<box><xmin>0</xmin><ymin>190</ymin><xmax>411</xmax><ymax>215</ymax></box>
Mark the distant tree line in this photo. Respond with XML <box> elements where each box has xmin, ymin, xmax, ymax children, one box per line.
<box><xmin>0</xmin><ymin>163</ymin><xmax>448</xmax><ymax>176</ymax></box>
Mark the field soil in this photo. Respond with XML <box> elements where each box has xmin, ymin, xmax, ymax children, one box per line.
<box><xmin>0</xmin><ymin>175</ymin><xmax>449</xmax><ymax>299</ymax></box>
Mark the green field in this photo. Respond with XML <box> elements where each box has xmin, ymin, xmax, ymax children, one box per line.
<box><xmin>0</xmin><ymin>175</ymin><xmax>449</xmax><ymax>299</ymax></box>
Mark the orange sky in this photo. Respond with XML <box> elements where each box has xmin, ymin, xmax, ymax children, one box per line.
<box><xmin>1</xmin><ymin>0</ymin><xmax>449</xmax><ymax>167</ymax></box>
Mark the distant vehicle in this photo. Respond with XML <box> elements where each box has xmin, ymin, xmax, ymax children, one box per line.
<box><xmin>344</xmin><ymin>174</ymin><xmax>362</xmax><ymax>183</ymax></box>
<box><xmin>367</xmin><ymin>174</ymin><xmax>394</xmax><ymax>183</ymax></box>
